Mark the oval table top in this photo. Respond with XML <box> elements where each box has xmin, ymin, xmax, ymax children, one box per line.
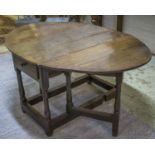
<box><xmin>5</xmin><ymin>22</ymin><xmax>152</xmax><ymax>74</ymax></box>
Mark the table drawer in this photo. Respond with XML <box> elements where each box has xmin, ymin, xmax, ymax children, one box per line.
<box><xmin>12</xmin><ymin>55</ymin><xmax>39</xmax><ymax>80</ymax></box>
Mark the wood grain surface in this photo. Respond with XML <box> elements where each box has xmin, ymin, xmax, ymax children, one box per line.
<box><xmin>5</xmin><ymin>22</ymin><xmax>152</xmax><ymax>74</ymax></box>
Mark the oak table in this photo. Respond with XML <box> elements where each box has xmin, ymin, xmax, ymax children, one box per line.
<box><xmin>5</xmin><ymin>22</ymin><xmax>151</xmax><ymax>137</ymax></box>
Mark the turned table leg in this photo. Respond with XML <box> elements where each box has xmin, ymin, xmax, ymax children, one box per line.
<box><xmin>39</xmin><ymin>66</ymin><xmax>53</xmax><ymax>136</ymax></box>
<box><xmin>65</xmin><ymin>72</ymin><xmax>73</xmax><ymax>114</ymax></box>
<box><xmin>15</xmin><ymin>68</ymin><xmax>27</xmax><ymax>112</ymax></box>
<box><xmin>112</xmin><ymin>73</ymin><xmax>123</xmax><ymax>136</ymax></box>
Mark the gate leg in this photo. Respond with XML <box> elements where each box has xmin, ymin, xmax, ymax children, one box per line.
<box><xmin>65</xmin><ymin>72</ymin><xmax>73</xmax><ymax>114</ymax></box>
<box><xmin>15</xmin><ymin>68</ymin><xmax>27</xmax><ymax>113</ymax></box>
<box><xmin>39</xmin><ymin>66</ymin><xmax>53</xmax><ymax>136</ymax></box>
<box><xmin>112</xmin><ymin>73</ymin><xmax>123</xmax><ymax>137</ymax></box>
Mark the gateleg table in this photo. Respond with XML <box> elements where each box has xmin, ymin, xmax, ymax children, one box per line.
<box><xmin>5</xmin><ymin>22</ymin><xmax>151</xmax><ymax>136</ymax></box>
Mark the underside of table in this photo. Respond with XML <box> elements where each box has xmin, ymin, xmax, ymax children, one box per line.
<box><xmin>15</xmin><ymin>71</ymin><xmax>122</xmax><ymax>136</ymax></box>
<box><xmin>13</xmin><ymin>55</ymin><xmax>123</xmax><ymax>137</ymax></box>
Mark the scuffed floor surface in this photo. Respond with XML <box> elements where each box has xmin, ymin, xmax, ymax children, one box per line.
<box><xmin>0</xmin><ymin>53</ymin><xmax>155</xmax><ymax>138</ymax></box>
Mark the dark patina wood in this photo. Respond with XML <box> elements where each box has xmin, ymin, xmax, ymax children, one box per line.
<box><xmin>15</xmin><ymin>68</ymin><xmax>27</xmax><ymax>109</ymax></box>
<box><xmin>112</xmin><ymin>73</ymin><xmax>123</xmax><ymax>136</ymax></box>
<box><xmin>65</xmin><ymin>72</ymin><xmax>73</xmax><ymax>114</ymax></box>
<box><xmin>5</xmin><ymin>23</ymin><xmax>151</xmax><ymax>137</ymax></box>
<box><xmin>27</xmin><ymin>75</ymin><xmax>89</xmax><ymax>105</ymax></box>
<box><xmin>13</xmin><ymin>54</ymin><xmax>39</xmax><ymax>80</ymax></box>
<box><xmin>39</xmin><ymin>66</ymin><xmax>53</xmax><ymax>135</ymax></box>
<box><xmin>72</xmin><ymin>107</ymin><xmax>113</xmax><ymax>122</ymax></box>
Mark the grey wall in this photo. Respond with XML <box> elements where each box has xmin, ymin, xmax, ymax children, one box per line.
<box><xmin>103</xmin><ymin>15</ymin><xmax>155</xmax><ymax>54</ymax></box>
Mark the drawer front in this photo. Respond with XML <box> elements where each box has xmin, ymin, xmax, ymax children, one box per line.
<box><xmin>12</xmin><ymin>55</ymin><xmax>39</xmax><ymax>80</ymax></box>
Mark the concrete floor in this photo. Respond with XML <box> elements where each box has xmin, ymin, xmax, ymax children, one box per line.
<box><xmin>0</xmin><ymin>53</ymin><xmax>155</xmax><ymax>138</ymax></box>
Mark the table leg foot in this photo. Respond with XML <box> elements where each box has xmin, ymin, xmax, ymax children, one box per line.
<box><xmin>45</xmin><ymin>123</ymin><xmax>53</xmax><ymax>136</ymax></box>
<box><xmin>21</xmin><ymin>106</ymin><xmax>26</xmax><ymax>113</ymax></box>
<box><xmin>45</xmin><ymin>130</ymin><xmax>53</xmax><ymax>136</ymax></box>
<box><xmin>112</xmin><ymin>117</ymin><xmax>119</xmax><ymax>137</ymax></box>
